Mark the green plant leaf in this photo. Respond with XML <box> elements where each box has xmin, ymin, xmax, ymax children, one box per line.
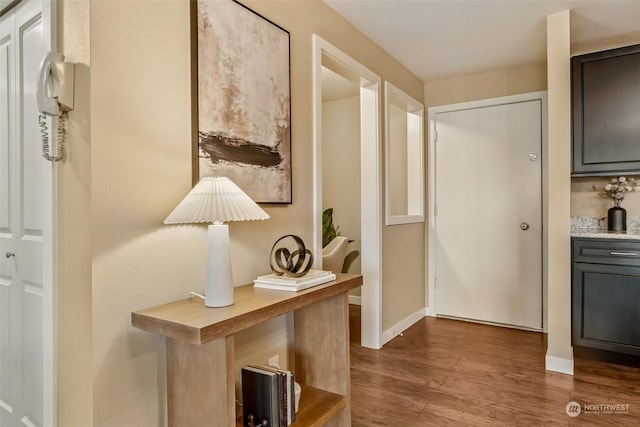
<box><xmin>322</xmin><ymin>208</ymin><xmax>337</xmax><ymax>248</ymax></box>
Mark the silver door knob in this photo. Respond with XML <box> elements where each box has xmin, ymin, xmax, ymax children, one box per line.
<box><xmin>5</xmin><ymin>252</ymin><xmax>15</xmax><ymax>258</ymax></box>
<box><xmin>520</xmin><ymin>223</ymin><xmax>530</xmax><ymax>231</ymax></box>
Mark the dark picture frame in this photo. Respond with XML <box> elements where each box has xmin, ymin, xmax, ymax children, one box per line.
<box><xmin>192</xmin><ymin>0</ymin><xmax>292</xmax><ymax>203</ymax></box>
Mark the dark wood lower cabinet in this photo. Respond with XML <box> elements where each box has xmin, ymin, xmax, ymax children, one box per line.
<box><xmin>572</xmin><ymin>238</ymin><xmax>640</xmax><ymax>357</ymax></box>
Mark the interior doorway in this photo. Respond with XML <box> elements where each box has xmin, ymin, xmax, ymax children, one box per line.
<box><xmin>312</xmin><ymin>35</ymin><xmax>383</xmax><ymax>349</ymax></box>
<box><xmin>321</xmin><ymin>66</ymin><xmax>361</xmax><ymax>279</ymax></box>
<box><xmin>428</xmin><ymin>92</ymin><xmax>547</xmax><ymax>331</ymax></box>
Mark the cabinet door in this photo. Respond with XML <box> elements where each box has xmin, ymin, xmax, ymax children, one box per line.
<box><xmin>572</xmin><ymin>44</ymin><xmax>640</xmax><ymax>175</ymax></box>
<box><xmin>573</xmin><ymin>262</ymin><xmax>640</xmax><ymax>356</ymax></box>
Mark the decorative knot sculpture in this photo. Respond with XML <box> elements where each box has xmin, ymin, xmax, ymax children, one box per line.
<box><xmin>269</xmin><ymin>235</ymin><xmax>314</xmax><ymax>277</ymax></box>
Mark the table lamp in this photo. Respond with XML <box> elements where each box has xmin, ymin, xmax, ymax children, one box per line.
<box><xmin>164</xmin><ymin>177</ymin><xmax>269</xmax><ymax>307</ymax></box>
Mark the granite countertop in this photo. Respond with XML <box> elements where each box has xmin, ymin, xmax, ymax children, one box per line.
<box><xmin>571</xmin><ymin>217</ymin><xmax>640</xmax><ymax>240</ymax></box>
<box><xmin>571</xmin><ymin>230</ymin><xmax>640</xmax><ymax>240</ymax></box>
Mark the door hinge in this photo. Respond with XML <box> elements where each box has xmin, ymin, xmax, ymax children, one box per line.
<box><xmin>434</xmin><ymin>203</ymin><xmax>438</xmax><ymax>216</ymax></box>
<box><xmin>434</xmin><ymin>130</ymin><xmax>438</xmax><ymax>142</ymax></box>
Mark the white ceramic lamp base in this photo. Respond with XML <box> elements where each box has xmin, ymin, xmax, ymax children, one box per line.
<box><xmin>205</xmin><ymin>223</ymin><xmax>234</xmax><ymax>307</ymax></box>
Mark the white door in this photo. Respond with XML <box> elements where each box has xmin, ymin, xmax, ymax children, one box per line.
<box><xmin>0</xmin><ymin>0</ymin><xmax>55</xmax><ymax>426</ymax></box>
<box><xmin>433</xmin><ymin>95</ymin><xmax>543</xmax><ymax>330</ymax></box>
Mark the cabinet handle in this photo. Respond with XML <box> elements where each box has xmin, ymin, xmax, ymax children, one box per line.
<box><xmin>609</xmin><ymin>251</ymin><xmax>639</xmax><ymax>256</ymax></box>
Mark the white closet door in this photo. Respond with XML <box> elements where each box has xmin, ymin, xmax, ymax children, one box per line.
<box><xmin>434</xmin><ymin>98</ymin><xmax>543</xmax><ymax>330</ymax></box>
<box><xmin>0</xmin><ymin>0</ymin><xmax>54</xmax><ymax>426</ymax></box>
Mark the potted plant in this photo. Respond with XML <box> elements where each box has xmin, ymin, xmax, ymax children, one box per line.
<box><xmin>596</xmin><ymin>176</ymin><xmax>640</xmax><ymax>232</ymax></box>
<box><xmin>322</xmin><ymin>208</ymin><xmax>339</xmax><ymax>248</ymax></box>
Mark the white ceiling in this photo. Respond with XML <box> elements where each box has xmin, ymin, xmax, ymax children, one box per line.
<box><xmin>324</xmin><ymin>0</ymin><xmax>640</xmax><ymax>82</ymax></box>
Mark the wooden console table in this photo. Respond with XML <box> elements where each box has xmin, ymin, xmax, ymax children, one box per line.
<box><xmin>132</xmin><ymin>273</ymin><xmax>362</xmax><ymax>427</ymax></box>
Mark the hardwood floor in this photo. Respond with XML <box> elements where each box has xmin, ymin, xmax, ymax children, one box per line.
<box><xmin>349</xmin><ymin>306</ymin><xmax>640</xmax><ymax>426</ymax></box>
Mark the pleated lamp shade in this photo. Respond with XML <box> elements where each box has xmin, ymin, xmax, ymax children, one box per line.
<box><xmin>164</xmin><ymin>177</ymin><xmax>268</xmax><ymax>307</ymax></box>
<box><xmin>164</xmin><ymin>177</ymin><xmax>269</xmax><ymax>224</ymax></box>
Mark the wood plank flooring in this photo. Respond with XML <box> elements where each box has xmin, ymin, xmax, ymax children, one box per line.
<box><xmin>349</xmin><ymin>306</ymin><xmax>640</xmax><ymax>426</ymax></box>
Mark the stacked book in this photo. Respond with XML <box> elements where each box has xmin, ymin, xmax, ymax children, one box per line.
<box><xmin>241</xmin><ymin>365</ymin><xmax>296</xmax><ymax>427</ymax></box>
<box><xmin>253</xmin><ymin>269</ymin><xmax>336</xmax><ymax>292</ymax></box>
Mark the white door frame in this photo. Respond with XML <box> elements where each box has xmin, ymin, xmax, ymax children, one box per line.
<box><xmin>427</xmin><ymin>91</ymin><xmax>548</xmax><ymax>331</ymax></box>
<box><xmin>312</xmin><ymin>35</ymin><xmax>383</xmax><ymax>349</ymax></box>
<box><xmin>43</xmin><ymin>1</ymin><xmax>58</xmax><ymax>423</ymax></box>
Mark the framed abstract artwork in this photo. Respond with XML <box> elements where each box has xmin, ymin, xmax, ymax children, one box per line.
<box><xmin>193</xmin><ymin>0</ymin><xmax>292</xmax><ymax>203</ymax></box>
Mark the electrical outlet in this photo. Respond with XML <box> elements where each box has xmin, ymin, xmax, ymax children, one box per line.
<box><xmin>268</xmin><ymin>354</ymin><xmax>280</xmax><ymax>368</ymax></box>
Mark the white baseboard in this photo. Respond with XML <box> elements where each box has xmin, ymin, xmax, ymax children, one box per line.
<box><xmin>545</xmin><ymin>354</ymin><xmax>574</xmax><ymax>375</ymax></box>
<box><xmin>381</xmin><ymin>307</ymin><xmax>427</xmax><ymax>346</ymax></box>
<box><xmin>426</xmin><ymin>306</ymin><xmax>436</xmax><ymax>317</ymax></box>
<box><xmin>348</xmin><ymin>295</ymin><xmax>362</xmax><ymax>305</ymax></box>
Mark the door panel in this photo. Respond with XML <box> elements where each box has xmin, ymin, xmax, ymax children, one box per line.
<box><xmin>0</xmin><ymin>0</ymin><xmax>51</xmax><ymax>425</ymax></box>
<box><xmin>0</xmin><ymin>28</ymin><xmax>11</xmax><ymax>236</ymax></box>
<box><xmin>0</xmin><ymin>11</ymin><xmax>15</xmax><ymax>426</ymax></box>
<box><xmin>435</xmin><ymin>99</ymin><xmax>543</xmax><ymax>330</ymax></box>
<box><xmin>20</xmin><ymin>13</ymin><xmax>44</xmax><ymax>238</ymax></box>
<box><xmin>0</xmin><ymin>280</ymin><xmax>13</xmax><ymax>424</ymax></box>
<box><xmin>22</xmin><ymin>291</ymin><xmax>43</xmax><ymax>427</ymax></box>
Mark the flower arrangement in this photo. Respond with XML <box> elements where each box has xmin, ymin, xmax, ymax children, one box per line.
<box><xmin>596</xmin><ymin>176</ymin><xmax>640</xmax><ymax>208</ymax></box>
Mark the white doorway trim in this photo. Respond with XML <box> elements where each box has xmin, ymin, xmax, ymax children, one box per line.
<box><xmin>43</xmin><ymin>1</ymin><xmax>59</xmax><ymax>424</ymax></box>
<box><xmin>427</xmin><ymin>91</ymin><xmax>548</xmax><ymax>332</ymax></box>
<box><xmin>312</xmin><ymin>34</ymin><xmax>383</xmax><ymax>349</ymax></box>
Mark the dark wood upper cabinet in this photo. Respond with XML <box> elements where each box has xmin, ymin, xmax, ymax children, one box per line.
<box><xmin>572</xmin><ymin>44</ymin><xmax>640</xmax><ymax>176</ymax></box>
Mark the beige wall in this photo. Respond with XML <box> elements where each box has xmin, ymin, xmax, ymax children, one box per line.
<box><xmin>382</xmin><ymin>223</ymin><xmax>425</xmax><ymax>329</ymax></box>
<box><xmin>572</xmin><ymin>30</ymin><xmax>640</xmax><ymax>57</ymax></box>
<box><xmin>382</xmin><ymin>100</ymin><xmax>426</xmax><ymax>330</ymax></box>
<box><xmin>322</xmin><ymin>96</ymin><xmax>361</xmax><ymax>275</ymax></box>
<box><xmin>424</xmin><ymin>62</ymin><xmax>547</xmax><ymax>108</ymax></box>
<box><xmin>88</xmin><ymin>1</ymin><xmax>423</xmax><ymax>425</ymax></box>
<box><xmin>91</xmin><ymin>2</ymin><xmax>195</xmax><ymax>424</ymax></box>
<box><xmin>382</xmin><ymin>170</ymin><xmax>425</xmax><ymax>330</ymax></box>
<box><xmin>388</xmin><ymin>103</ymin><xmax>408</xmax><ymax>216</ymax></box>
<box><xmin>57</xmin><ymin>0</ymin><xmax>92</xmax><ymax>426</ymax></box>
<box><xmin>546</xmin><ymin>10</ymin><xmax>573</xmax><ymax>366</ymax></box>
<box><xmin>572</xmin><ymin>177</ymin><xmax>640</xmax><ymax>218</ymax></box>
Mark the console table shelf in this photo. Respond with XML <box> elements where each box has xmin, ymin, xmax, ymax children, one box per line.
<box><xmin>132</xmin><ymin>273</ymin><xmax>362</xmax><ymax>427</ymax></box>
<box><xmin>235</xmin><ymin>385</ymin><xmax>345</xmax><ymax>427</ymax></box>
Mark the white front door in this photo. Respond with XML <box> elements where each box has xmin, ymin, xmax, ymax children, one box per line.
<box><xmin>433</xmin><ymin>94</ymin><xmax>544</xmax><ymax>330</ymax></box>
<box><xmin>0</xmin><ymin>1</ymin><xmax>55</xmax><ymax>426</ymax></box>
